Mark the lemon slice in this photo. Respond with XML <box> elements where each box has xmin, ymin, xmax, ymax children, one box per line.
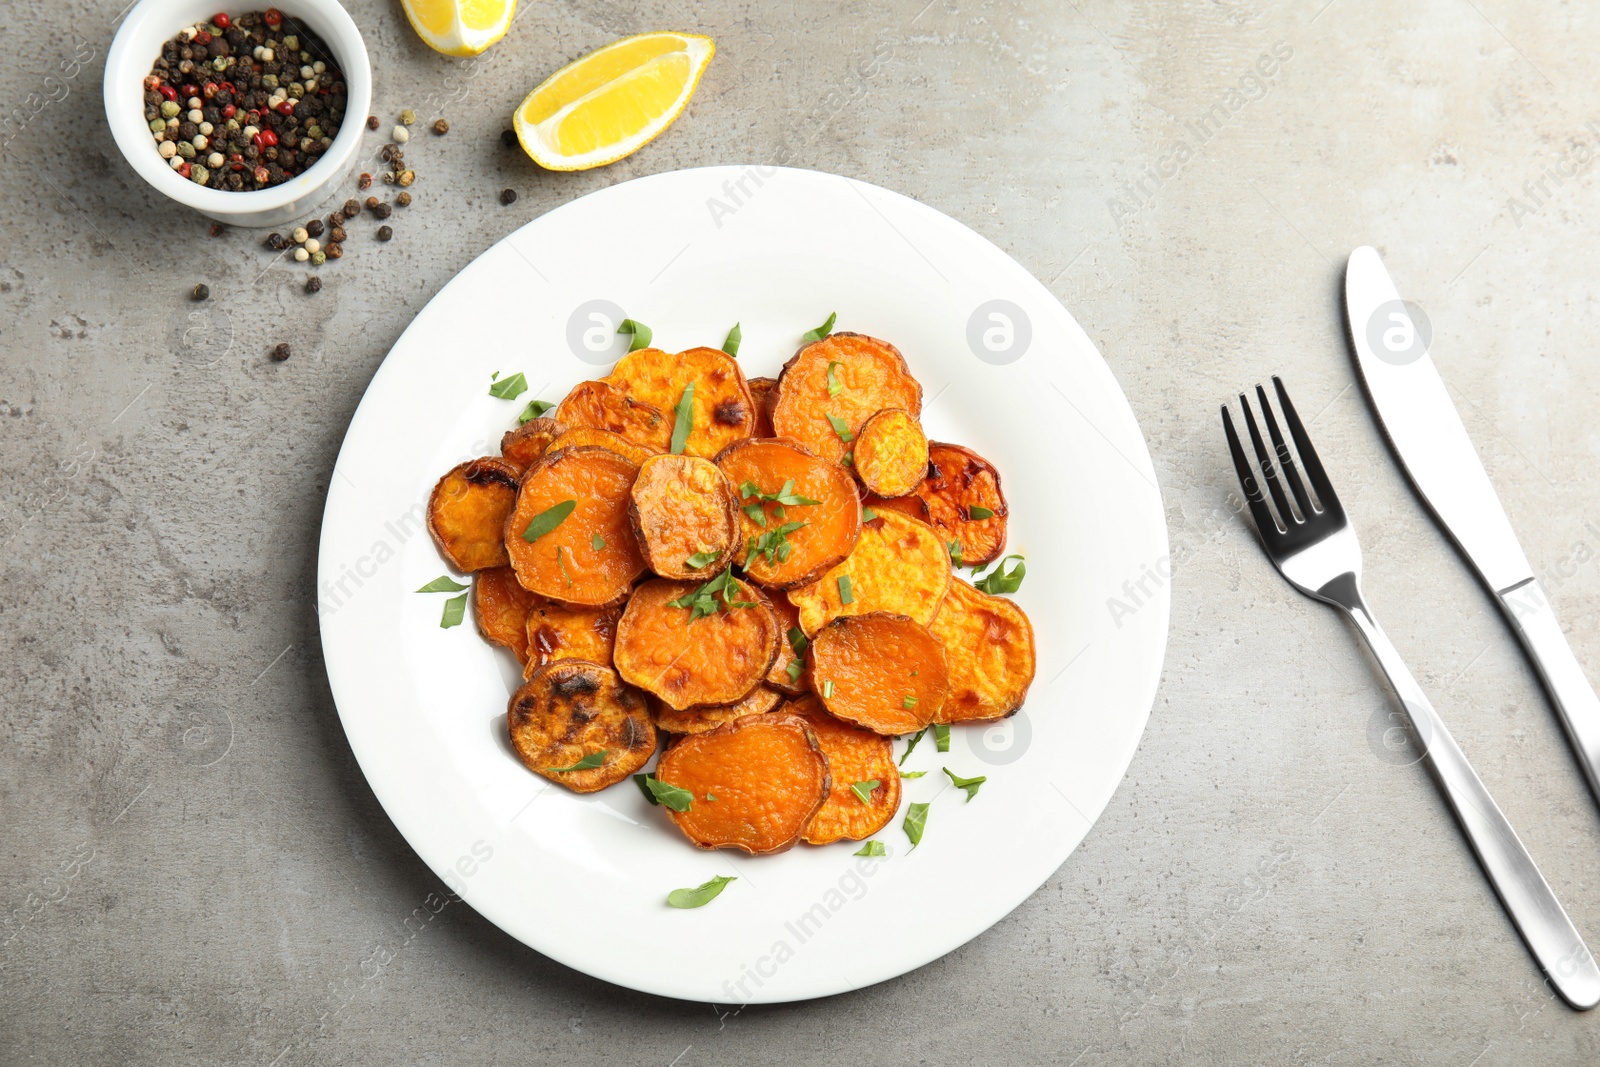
<box><xmin>400</xmin><ymin>0</ymin><xmax>516</xmax><ymax>58</ymax></box>
<box><xmin>514</xmin><ymin>32</ymin><xmax>715</xmax><ymax>171</ymax></box>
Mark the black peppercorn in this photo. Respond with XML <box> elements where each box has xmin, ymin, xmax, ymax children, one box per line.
<box><xmin>377</xmin><ymin>225</ymin><xmax>393</xmax><ymax>241</ymax></box>
<box><xmin>501</xmin><ymin>129</ymin><xmax>517</xmax><ymax>148</ymax></box>
<box><xmin>265</xmin><ymin>232</ymin><xmax>286</xmax><ymax>250</ymax></box>
<box><xmin>396</xmin><ymin>191</ymin><xmax>411</xmax><ymax>207</ymax></box>
<box><xmin>305</xmin><ymin>276</ymin><xmax>322</xmax><ymax>294</ymax></box>
<box><xmin>306</xmin><ymin>218</ymin><xmax>324</xmax><ymax>238</ymax></box>
<box><xmin>367</xmin><ymin>114</ymin><xmax>379</xmax><ymax>129</ymax></box>
<box><xmin>191</xmin><ymin>283</ymin><xmax>210</xmax><ymax>301</ymax></box>
<box><xmin>343</xmin><ymin>198</ymin><xmax>360</xmax><ymax>217</ymax></box>
<box><xmin>271</xmin><ymin>342</ymin><xmax>291</xmax><ymax>361</ymax></box>
<box><xmin>372</xmin><ymin>202</ymin><xmax>392</xmax><ymax>220</ymax></box>
<box><xmin>500</xmin><ymin>188</ymin><xmax>517</xmax><ymax>205</ymax></box>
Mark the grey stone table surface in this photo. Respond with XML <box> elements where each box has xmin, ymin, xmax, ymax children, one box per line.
<box><xmin>5</xmin><ymin>0</ymin><xmax>1600</xmax><ymax>1063</ymax></box>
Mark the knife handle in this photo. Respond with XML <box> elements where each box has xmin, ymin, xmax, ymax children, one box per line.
<box><xmin>1500</xmin><ymin>579</ymin><xmax>1600</xmax><ymax>805</ymax></box>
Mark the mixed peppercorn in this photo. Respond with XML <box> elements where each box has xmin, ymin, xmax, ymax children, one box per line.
<box><xmin>144</xmin><ymin>9</ymin><xmax>347</xmax><ymax>191</ymax></box>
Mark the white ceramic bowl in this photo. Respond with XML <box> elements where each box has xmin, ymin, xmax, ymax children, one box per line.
<box><xmin>104</xmin><ymin>0</ymin><xmax>372</xmax><ymax>229</ymax></box>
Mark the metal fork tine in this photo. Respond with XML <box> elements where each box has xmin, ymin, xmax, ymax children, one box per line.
<box><xmin>1221</xmin><ymin>404</ymin><xmax>1283</xmax><ymax>538</ymax></box>
<box><xmin>1256</xmin><ymin>383</ymin><xmax>1314</xmax><ymax>520</ymax></box>
<box><xmin>1272</xmin><ymin>376</ymin><xmax>1340</xmax><ymax>512</ymax></box>
<box><xmin>1239</xmin><ymin>392</ymin><xmax>1297</xmax><ymax>532</ymax></box>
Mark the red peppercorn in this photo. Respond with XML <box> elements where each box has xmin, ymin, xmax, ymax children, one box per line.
<box><xmin>202</xmin><ymin>82</ymin><xmax>219</xmax><ymax>99</ymax></box>
<box><xmin>253</xmin><ymin>128</ymin><xmax>278</xmax><ymax>148</ymax></box>
<box><xmin>221</xmin><ymin>80</ymin><xmax>236</xmax><ymax>94</ymax></box>
<box><xmin>194</xmin><ymin>30</ymin><xmax>212</xmax><ymax>46</ymax></box>
<box><xmin>144</xmin><ymin>75</ymin><xmax>161</xmax><ymax>91</ymax></box>
<box><xmin>178</xmin><ymin>162</ymin><xmax>192</xmax><ymax>178</ymax></box>
<box><xmin>221</xmin><ymin>104</ymin><xmax>236</xmax><ymax>119</ymax></box>
<box><xmin>159</xmin><ymin>84</ymin><xmax>178</xmax><ymax>101</ymax></box>
<box><xmin>182</xmin><ymin>83</ymin><xmax>198</xmax><ymax>97</ymax></box>
<box><xmin>276</xmin><ymin>101</ymin><xmax>294</xmax><ymax>116</ymax></box>
<box><xmin>254</xmin><ymin>165</ymin><xmax>270</xmax><ymax>184</ymax></box>
<box><xmin>265</xmin><ymin>8</ymin><xmax>282</xmax><ymax>27</ymax></box>
<box><xmin>213</xmin><ymin>12</ymin><xmax>231</xmax><ymax>29</ymax></box>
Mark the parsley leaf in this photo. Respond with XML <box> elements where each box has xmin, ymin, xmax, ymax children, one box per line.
<box><xmin>743</xmin><ymin>502</ymin><xmax>767</xmax><ymax>526</ymax></box>
<box><xmin>974</xmin><ymin>554</ymin><xmax>1026</xmax><ymax>595</ymax></box>
<box><xmin>854</xmin><ymin>841</ymin><xmax>887</xmax><ymax>857</ymax></box>
<box><xmin>943</xmin><ymin>767</ymin><xmax>987</xmax><ymax>801</ymax></box>
<box><xmin>666</xmin><ymin>567</ymin><xmax>755</xmax><ymax>621</ymax></box>
<box><xmin>548</xmin><ymin>750</ymin><xmax>606</xmax><ymax>772</ymax></box>
<box><xmin>592</xmin><ymin>534</ymin><xmax>607</xmax><ymax>551</ymax></box>
<box><xmin>417</xmin><ymin>575</ymin><xmax>468</xmax><ymax>593</ymax></box>
<box><xmin>899</xmin><ymin>770</ymin><xmax>927</xmax><ymax>779</ymax></box>
<box><xmin>522</xmin><ymin>499</ymin><xmax>576</xmax><ymax>541</ymax></box>
<box><xmin>739</xmin><ymin>479</ymin><xmax>820</xmax><ymax>507</ymax></box>
<box><xmin>934</xmin><ymin>722</ymin><xmax>950</xmax><ymax>751</ymax></box>
<box><xmin>439</xmin><ymin>592</ymin><xmax>467</xmax><ymax>628</ymax></box>
<box><xmin>837</xmin><ymin>575</ymin><xmax>854</xmax><ymax>605</ymax></box>
<box><xmin>903</xmin><ymin>802</ymin><xmax>930</xmax><ymax>848</ymax></box>
<box><xmin>667</xmin><ymin>874</ymin><xmax>735</xmax><ymax>909</ymax></box>
<box><xmin>899</xmin><ymin>727</ymin><xmax>927</xmax><ymax>765</ymax></box>
<box><xmin>488</xmin><ymin>371</ymin><xmax>528</xmax><ymax>400</ymax></box>
<box><xmin>517</xmin><ymin>398</ymin><xmax>555</xmax><ymax>424</ymax></box>
<box><xmin>617</xmin><ymin>318</ymin><xmax>652</xmax><ymax>352</ymax></box>
<box><xmin>826</xmin><ymin>414</ymin><xmax>854</xmax><ymax>443</ymax></box>
<box><xmin>748</xmin><ymin>521</ymin><xmax>807</xmax><ymax>566</ymax></box>
<box><xmin>646</xmin><ymin>777</ymin><xmax>695</xmax><ymax>812</ymax></box>
<box><xmin>861</xmin><ymin>507</ymin><xmax>878</xmax><ymax>522</ymax></box>
<box><xmin>722</xmin><ymin>322</ymin><xmax>741</xmax><ymax>357</ymax></box>
<box><xmin>850</xmin><ymin>779</ymin><xmax>880</xmax><ymax>804</ymax></box>
<box><xmin>684</xmin><ymin>550</ymin><xmax>718</xmax><ymax>569</ymax></box>
<box><xmin>634</xmin><ymin>773</ymin><xmax>660</xmax><ymax>804</ymax></box>
<box><xmin>969</xmin><ymin>505</ymin><xmax>995</xmax><ymax>520</ymax></box>
<box><xmin>556</xmin><ymin>545</ymin><xmax>574</xmax><ymax>588</ymax></box>
<box><xmin>670</xmin><ymin>381</ymin><xmax>694</xmax><ymax>455</ymax></box>
<box><xmin>785</xmin><ymin>658</ymin><xmax>805</xmax><ymax>683</ymax></box>
<box><xmin>826</xmin><ymin>360</ymin><xmax>844</xmax><ymax>397</ymax></box>
<box><xmin>788</xmin><ymin>627</ymin><xmax>809</xmax><ymax>655</ymax></box>
<box><xmin>802</xmin><ymin>311</ymin><xmax>837</xmax><ymax>342</ymax></box>
<box><xmin>948</xmin><ymin>540</ymin><xmax>964</xmax><ymax>567</ymax></box>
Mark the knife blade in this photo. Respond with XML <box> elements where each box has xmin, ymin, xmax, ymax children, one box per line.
<box><xmin>1345</xmin><ymin>245</ymin><xmax>1600</xmax><ymax>808</ymax></box>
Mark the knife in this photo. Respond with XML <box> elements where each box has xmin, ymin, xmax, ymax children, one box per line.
<box><xmin>1344</xmin><ymin>245</ymin><xmax>1600</xmax><ymax>811</ymax></box>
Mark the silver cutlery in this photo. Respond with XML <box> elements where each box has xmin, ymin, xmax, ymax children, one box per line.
<box><xmin>1222</xmin><ymin>377</ymin><xmax>1600</xmax><ymax>1010</ymax></box>
<box><xmin>1344</xmin><ymin>245</ymin><xmax>1600</xmax><ymax>813</ymax></box>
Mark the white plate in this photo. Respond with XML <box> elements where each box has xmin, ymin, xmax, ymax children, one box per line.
<box><xmin>318</xmin><ymin>166</ymin><xmax>1168</xmax><ymax>1003</ymax></box>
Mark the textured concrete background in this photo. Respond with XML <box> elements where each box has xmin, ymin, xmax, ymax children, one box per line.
<box><xmin>4</xmin><ymin>0</ymin><xmax>1600</xmax><ymax>1062</ymax></box>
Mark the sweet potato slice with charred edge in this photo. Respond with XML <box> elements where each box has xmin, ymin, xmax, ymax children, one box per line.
<box><xmin>523</xmin><ymin>599</ymin><xmax>623</xmax><ymax>678</ymax></box>
<box><xmin>504</xmin><ymin>446</ymin><xmax>645</xmax><ymax>606</ymax></box>
<box><xmin>428</xmin><ymin>457</ymin><xmax>520</xmax><ymax>572</ymax></box>
<box><xmin>507</xmin><ymin>660</ymin><xmax>657</xmax><ymax>793</ymax></box>
<box><xmin>500</xmin><ymin>417</ymin><xmax>568</xmax><ymax>474</ymax></box>
<box><xmin>771</xmin><ymin>333</ymin><xmax>923</xmax><ymax>465</ymax></box>
<box><xmin>787</xmin><ymin>508</ymin><xmax>951</xmax><ymax>636</ymax></box>
<box><xmin>652</xmin><ymin>685</ymin><xmax>784</xmax><ymax>735</ymax></box>
<box><xmin>474</xmin><ymin>566</ymin><xmax>539</xmax><ymax>662</ymax></box>
<box><xmin>863</xmin><ymin>491</ymin><xmax>930</xmax><ymax>524</ymax></box>
<box><xmin>714</xmin><ymin>437</ymin><xmax>861</xmax><ymax>589</ymax></box>
<box><xmin>607</xmin><ymin>346</ymin><xmax>757</xmax><ymax>458</ymax></box>
<box><xmin>548</xmin><ymin>426</ymin><xmax>657</xmax><ymax>465</ymax></box>
<box><xmin>613</xmin><ymin>576</ymin><xmax>779</xmax><ymax>710</ymax></box>
<box><xmin>853</xmin><ymin>408</ymin><xmax>929</xmax><ymax>499</ymax></box>
<box><xmin>763</xmin><ymin>591</ymin><xmax>809</xmax><ymax>695</ymax></box>
<box><xmin>628</xmin><ymin>454</ymin><xmax>741</xmax><ymax>580</ymax></box>
<box><xmin>914</xmin><ymin>442</ymin><xmax>1009</xmax><ymax>567</ymax></box>
<box><xmin>788</xmin><ymin>695</ymin><xmax>902</xmax><ymax>844</ymax></box>
<box><xmin>554</xmin><ymin>380</ymin><xmax>674</xmax><ymax>453</ymax></box>
<box><xmin>747</xmin><ymin>376</ymin><xmax>778</xmax><ymax>438</ymax></box>
<box><xmin>929</xmin><ymin>577</ymin><xmax>1037</xmax><ymax>723</ymax></box>
<box><xmin>654</xmin><ymin>712</ymin><xmax>830</xmax><ymax>854</ymax></box>
<box><xmin>807</xmin><ymin>612</ymin><xmax>949</xmax><ymax>735</ymax></box>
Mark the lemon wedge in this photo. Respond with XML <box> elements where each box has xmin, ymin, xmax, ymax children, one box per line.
<box><xmin>400</xmin><ymin>0</ymin><xmax>517</xmax><ymax>58</ymax></box>
<box><xmin>514</xmin><ymin>32</ymin><xmax>715</xmax><ymax>171</ymax></box>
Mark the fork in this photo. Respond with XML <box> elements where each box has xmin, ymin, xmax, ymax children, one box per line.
<box><xmin>1222</xmin><ymin>377</ymin><xmax>1600</xmax><ymax>1010</ymax></box>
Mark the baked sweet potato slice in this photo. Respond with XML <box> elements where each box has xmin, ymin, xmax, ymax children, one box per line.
<box><xmin>914</xmin><ymin>442</ymin><xmax>1009</xmax><ymax>566</ymax></box>
<box><xmin>654</xmin><ymin>712</ymin><xmax>830</xmax><ymax>854</ymax></box>
<box><xmin>787</xmin><ymin>508</ymin><xmax>951</xmax><ymax>636</ymax></box>
<box><xmin>474</xmin><ymin>566</ymin><xmax>539</xmax><ymax>662</ymax></box>
<box><xmin>807</xmin><ymin>612</ymin><xmax>949</xmax><ymax>734</ymax></box>
<box><xmin>929</xmin><ymin>577</ymin><xmax>1037</xmax><ymax>723</ymax></box>
<box><xmin>500</xmin><ymin>416</ymin><xmax>568</xmax><ymax>474</ymax></box>
<box><xmin>853</xmin><ymin>408</ymin><xmax>929</xmax><ymax>499</ymax></box>
<box><xmin>863</xmin><ymin>492</ymin><xmax>930</xmax><ymax>524</ymax></box>
<box><xmin>747</xmin><ymin>376</ymin><xmax>778</xmax><ymax>438</ymax></box>
<box><xmin>554</xmin><ymin>379</ymin><xmax>673</xmax><ymax>453</ymax></box>
<box><xmin>763</xmin><ymin>591</ymin><xmax>809</xmax><ymax>695</ymax></box>
<box><xmin>428</xmin><ymin>457</ymin><xmax>521</xmax><ymax>572</ymax></box>
<box><xmin>504</xmin><ymin>446</ymin><xmax>645</xmax><ymax>606</ymax></box>
<box><xmin>653</xmin><ymin>685</ymin><xmax>784</xmax><ymax>735</ymax></box>
<box><xmin>788</xmin><ymin>695</ymin><xmax>902</xmax><ymax>843</ymax></box>
<box><xmin>614</xmin><ymin>576</ymin><xmax>779</xmax><ymax>710</ymax></box>
<box><xmin>523</xmin><ymin>599</ymin><xmax>623</xmax><ymax>678</ymax></box>
<box><xmin>628</xmin><ymin>454</ymin><xmax>741</xmax><ymax>580</ymax></box>
<box><xmin>714</xmin><ymin>437</ymin><xmax>861</xmax><ymax>589</ymax></box>
<box><xmin>548</xmin><ymin>426</ymin><xmax>657</xmax><ymax>465</ymax></box>
<box><xmin>507</xmin><ymin>660</ymin><xmax>657</xmax><ymax>793</ymax></box>
<box><xmin>607</xmin><ymin>346</ymin><xmax>757</xmax><ymax>458</ymax></box>
<box><xmin>770</xmin><ymin>333</ymin><xmax>923</xmax><ymax>465</ymax></box>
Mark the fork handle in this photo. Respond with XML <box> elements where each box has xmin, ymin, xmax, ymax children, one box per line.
<box><xmin>1338</xmin><ymin>587</ymin><xmax>1600</xmax><ymax>1009</ymax></box>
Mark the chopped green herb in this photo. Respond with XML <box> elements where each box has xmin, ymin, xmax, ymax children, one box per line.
<box><xmin>667</xmin><ymin>874</ymin><xmax>735</xmax><ymax>909</ymax></box>
<box><xmin>850</xmin><ymin>779</ymin><xmax>880</xmax><ymax>804</ymax></box>
<box><xmin>739</xmin><ymin>479</ymin><xmax>820</xmax><ymax>507</ymax></box>
<box><xmin>439</xmin><ymin>592</ymin><xmax>468</xmax><ymax>628</ymax></box>
<box><xmin>969</xmin><ymin>505</ymin><xmax>995</xmax><ymax>520</ymax></box>
<box><xmin>853</xmin><ymin>841</ymin><xmax>887</xmax><ymax>857</ymax></box>
<box><xmin>490</xmin><ymin>371</ymin><xmax>499</xmax><ymax>380</ymax></box>
<box><xmin>685</xmin><ymin>550</ymin><xmax>718</xmax><ymax>569</ymax></box>
<box><xmin>948</xmin><ymin>540</ymin><xmax>964</xmax><ymax>567</ymax></box>
<box><xmin>902</xmin><ymin>695</ymin><xmax>919</xmax><ymax>711</ymax></box>
<box><xmin>788</xmin><ymin>627</ymin><xmax>809</xmax><ymax>655</ymax></box>
<box><xmin>748</xmin><ymin>521</ymin><xmax>807</xmax><ymax>566</ymax></box>
<box><xmin>786</xmin><ymin>657</ymin><xmax>805</xmax><ymax>683</ymax></box>
<box><xmin>826</xmin><ymin>414</ymin><xmax>855</xmax><ymax>443</ymax></box>
<box><xmin>743</xmin><ymin>502</ymin><xmax>768</xmax><ymax>527</ymax></box>
<box><xmin>974</xmin><ymin>554</ymin><xmax>1026</xmax><ymax>595</ymax></box>
<box><xmin>822</xmin><ymin>679</ymin><xmax>836</xmax><ymax>699</ymax></box>
<box><xmin>837</xmin><ymin>575</ymin><xmax>854</xmax><ymax>605</ymax></box>
<box><xmin>722</xmin><ymin>322</ymin><xmax>742</xmax><ymax>357</ymax></box>
<box><xmin>670</xmin><ymin>381</ymin><xmax>695</xmax><ymax>454</ymax></box>
<box><xmin>417</xmin><ymin>575</ymin><xmax>468</xmax><ymax>593</ymax></box>
<box><xmin>488</xmin><ymin>371</ymin><xmax>529</xmax><ymax>400</ymax></box>
<box><xmin>899</xmin><ymin>770</ymin><xmax>927</xmax><ymax>779</ymax></box>
<box><xmin>943</xmin><ymin>767</ymin><xmax>987</xmax><ymax>801</ymax></box>
<box><xmin>522</xmin><ymin>499</ymin><xmax>577</xmax><ymax>542</ymax></box>
<box><xmin>934</xmin><ymin>723</ymin><xmax>950</xmax><ymax>751</ymax></box>
<box><xmin>618</xmin><ymin>318</ymin><xmax>653</xmax><ymax>352</ymax></box>
<box><xmin>548</xmin><ymin>750</ymin><xmax>607</xmax><ymax>773</ymax></box>
<box><xmin>706</xmin><ymin>793</ymin><xmax>717</xmax><ymax>801</ymax></box>
<box><xmin>556</xmin><ymin>545</ymin><xmax>574</xmax><ymax>589</ymax></box>
<box><xmin>826</xmin><ymin>360</ymin><xmax>844</xmax><ymax>397</ymax></box>
<box><xmin>646</xmin><ymin>777</ymin><xmax>696</xmax><ymax>812</ymax></box>
<box><xmin>861</xmin><ymin>507</ymin><xmax>878</xmax><ymax>522</ymax></box>
<box><xmin>899</xmin><ymin>727</ymin><xmax>927</xmax><ymax>765</ymax></box>
<box><xmin>903</xmin><ymin>802</ymin><xmax>930</xmax><ymax>848</ymax></box>
<box><xmin>666</xmin><ymin>567</ymin><xmax>756</xmax><ymax>621</ymax></box>
<box><xmin>634</xmin><ymin>773</ymin><xmax>660</xmax><ymax>805</ymax></box>
<box><xmin>841</xmin><ymin>452</ymin><xmax>854</xmax><ymax>467</ymax></box>
<box><xmin>517</xmin><ymin>398</ymin><xmax>555</xmax><ymax>424</ymax></box>
<box><xmin>802</xmin><ymin>311</ymin><xmax>837</xmax><ymax>342</ymax></box>
<box><xmin>592</xmin><ymin>534</ymin><xmax>607</xmax><ymax>551</ymax></box>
